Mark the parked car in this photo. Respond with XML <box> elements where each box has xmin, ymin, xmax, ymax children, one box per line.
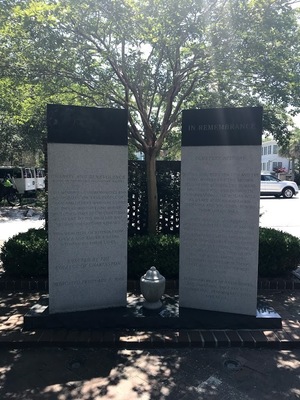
<box><xmin>260</xmin><ymin>173</ymin><xmax>299</xmax><ymax>198</ymax></box>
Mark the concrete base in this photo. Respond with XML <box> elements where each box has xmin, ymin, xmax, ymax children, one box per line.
<box><xmin>23</xmin><ymin>294</ymin><xmax>282</xmax><ymax>331</ymax></box>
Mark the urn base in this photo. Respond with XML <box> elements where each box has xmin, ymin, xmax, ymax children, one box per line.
<box><xmin>142</xmin><ymin>299</ymin><xmax>163</xmax><ymax>310</ymax></box>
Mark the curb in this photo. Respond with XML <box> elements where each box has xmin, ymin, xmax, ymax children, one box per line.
<box><xmin>1</xmin><ymin>285</ymin><xmax>299</xmax><ymax>350</ymax></box>
<box><xmin>1</xmin><ymin>278</ymin><xmax>300</xmax><ymax>292</ymax></box>
<box><xmin>0</xmin><ymin>328</ymin><xmax>299</xmax><ymax>350</ymax></box>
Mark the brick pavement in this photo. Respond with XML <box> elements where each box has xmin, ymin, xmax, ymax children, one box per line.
<box><xmin>0</xmin><ymin>289</ymin><xmax>299</xmax><ymax>350</ymax></box>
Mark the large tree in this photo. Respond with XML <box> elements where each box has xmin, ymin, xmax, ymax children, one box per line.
<box><xmin>0</xmin><ymin>78</ymin><xmax>44</xmax><ymax>164</ymax></box>
<box><xmin>279</xmin><ymin>127</ymin><xmax>300</xmax><ymax>176</ymax></box>
<box><xmin>1</xmin><ymin>0</ymin><xmax>300</xmax><ymax>232</ymax></box>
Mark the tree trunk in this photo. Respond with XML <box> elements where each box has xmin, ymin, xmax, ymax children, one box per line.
<box><xmin>145</xmin><ymin>150</ymin><xmax>158</xmax><ymax>234</ymax></box>
<box><xmin>291</xmin><ymin>157</ymin><xmax>295</xmax><ymax>180</ymax></box>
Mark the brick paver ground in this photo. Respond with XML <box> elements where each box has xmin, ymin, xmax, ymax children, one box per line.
<box><xmin>0</xmin><ymin>290</ymin><xmax>299</xmax><ymax>349</ymax></box>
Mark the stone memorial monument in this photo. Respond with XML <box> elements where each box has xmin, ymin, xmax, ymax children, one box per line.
<box><xmin>47</xmin><ymin>104</ymin><xmax>128</xmax><ymax>314</ymax></box>
<box><xmin>179</xmin><ymin>107</ymin><xmax>263</xmax><ymax>316</ymax></box>
<box><xmin>25</xmin><ymin>105</ymin><xmax>281</xmax><ymax>330</ymax></box>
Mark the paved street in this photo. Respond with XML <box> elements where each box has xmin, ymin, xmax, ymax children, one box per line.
<box><xmin>0</xmin><ymin>207</ymin><xmax>44</xmax><ymax>248</ymax></box>
<box><xmin>260</xmin><ymin>195</ymin><xmax>300</xmax><ymax>238</ymax></box>
<box><xmin>0</xmin><ymin>218</ymin><xmax>44</xmax><ymax>243</ymax></box>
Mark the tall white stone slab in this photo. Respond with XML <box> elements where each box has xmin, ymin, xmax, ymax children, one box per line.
<box><xmin>179</xmin><ymin>107</ymin><xmax>263</xmax><ymax>316</ymax></box>
<box><xmin>47</xmin><ymin>105</ymin><xmax>128</xmax><ymax>314</ymax></box>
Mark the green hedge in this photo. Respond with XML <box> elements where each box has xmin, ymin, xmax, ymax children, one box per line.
<box><xmin>128</xmin><ymin>234</ymin><xmax>179</xmax><ymax>279</ymax></box>
<box><xmin>0</xmin><ymin>228</ymin><xmax>48</xmax><ymax>277</ymax></box>
<box><xmin>258</xmin><ymin>228</ymin><xmax>300</xmax><ymax>277</ymax></box>
<box><xmin>1</xmin><ymin>227</ymin><xmax>300</xmax><ymax>279</ymax></box>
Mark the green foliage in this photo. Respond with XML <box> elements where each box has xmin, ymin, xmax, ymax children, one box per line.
<box><xmin>128</xmin><ymin>228</ymin><xmax>300</xmax><ymax>279</ymax></box>
<box><xmin>2</xmin><ymin>0</ymin><xmax>300</xmax><ymax>230</ymax></box>
<box><xmin>294</xmin><ymin>173</ymin><xmax>300</xmax><ymax>186</ymax></box>
<box><xmin>128</xmin><ymin>234</ymin><xmax>179</xmax><ymax>279</ymax></box>
<box><xmin>279</xmin><ymin>127</ymin><xmax>300</xmax><ymax>173</ymax></box>
<box><xmin>258</xmin><ymin>228</ymin><xmax>300</xmax><ymax>277</ymax></box>
<box><xmin>1</xmin><ymin>228</ymin><xmax>48</xmax><ymax>277</ymax></box>
<box><xmin>2</xmin><ymin>0</ymin><xmax>300</xmax><ymax>156</ymax></box>
<box><xmin>1</xmin><ymin>226</ymin><xmax>299</xmax><ymax>279</ymax></box>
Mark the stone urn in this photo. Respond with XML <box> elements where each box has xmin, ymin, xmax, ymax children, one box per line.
<box><xmin>140</xmin><ymin>266</ymin><xmax>166</xmax><ymax>310</ymax></box>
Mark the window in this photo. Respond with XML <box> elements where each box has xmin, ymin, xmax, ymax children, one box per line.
<box><xmin>273</xmin><ymin>162</ymin><xmax>282</xmax><ymax>170</ymax></box>
<box><xmin>0</xmin><ymin>168</ymin><xmax>12</xmax><ymax>179</ymax></box>
<box><xmin>268</xmin><ymin>145</ymin><xmax>272</xmax><ymax>154</ymax></box>
<box><xmin>23</xmin><ymin>168</ymin><xmax>33</xmax><ymax>178</ymax></box>
<box><xmin>263</xmin><ymin>147</ymin><xmax>267</xmax><ymax>155</ymax></box>
<box><xmin>13</xmin><ymin>168</ymin><xmax>22</xmax><ymax>178</ymax></box>
<box><xmin>264</xmin><ymin>175</ymin><xmax>279</xmax><ymax>182</ymax></box>
<box><xmin>273</xmin><ymin>145</ymin><xmax>278</xmax><ymax>154</ymax></box>
<box><xmin>36</xmin><ymin>169</ymin><xmax>45</xmax><ymax>177</ymax></box>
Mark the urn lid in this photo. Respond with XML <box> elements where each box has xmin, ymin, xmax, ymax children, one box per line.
<box><xmin>142</xmin><ymin>266</ymin><xmax>165</xmax><ymax>281</ymax></box>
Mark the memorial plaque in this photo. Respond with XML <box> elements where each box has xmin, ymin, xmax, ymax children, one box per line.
<box><xmin>47</xmin><ymin>104</ymin><xmax>128</xmax><ymax>314</ymax></box>
<box><xmin>179</xmin><ymin>107</ymin><xmax>262</xmax><ymax>316</ymax></box>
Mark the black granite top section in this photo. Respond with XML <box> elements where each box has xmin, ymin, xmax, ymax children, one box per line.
<box><xmin>47</xmin><ymin>104</ymin><xmax>128</xmax><ymax>145</ymax></box>
<box><xmin>182</xmin><ymin>107</ymin><xmax>262</xmax><ymax>146</ymax></box>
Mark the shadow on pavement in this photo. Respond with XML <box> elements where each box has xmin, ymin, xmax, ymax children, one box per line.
<box><xmin>0</xmin><ymin>346</ymin><xmax>300</xmax><ymax>399</ymax></box>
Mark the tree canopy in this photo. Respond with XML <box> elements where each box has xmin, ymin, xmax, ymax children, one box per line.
<box><xmin>279</xmin><ymin>127</ymin><xmax>300</xmax><ymax>175</ymax></box>
<box><xmin>2</xmin><ymin>0</ymin><xmax>300</xmax><ymax>145</ymax></box>
<box><xmin>1</xmin><ymin>0</ymin><xmax>300</xmax><ymax>231</ymax></box>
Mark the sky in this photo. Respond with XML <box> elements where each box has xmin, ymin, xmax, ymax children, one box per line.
<box><xmin>293</xmin><ymin>114</ymin><xmax>300</xmax><ymax>128</ymax></box>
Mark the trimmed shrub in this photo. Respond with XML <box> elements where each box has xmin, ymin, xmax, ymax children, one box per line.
<box><xmin>128</xmin><ymin>229</ymin><xmax>300</xmax><ymax>279</ymax></box>
<box><xmin>1</xmin><ymin>228</ymin><xmax>48</xmax><ymax>277</ymax></box>
<box><xmin>1</xmin><ymin>227</ymin><xmax>299</xmax><ymax>279</ymax></box>
<box><xmin>128</xmin><ymin>234</ymin><xmax>179</xmax><ymax>279</ymax></box>
<box><xmin>258</xmin><ymin>228</ymin><xmax>300</xmax><ymax>277</ymax></box>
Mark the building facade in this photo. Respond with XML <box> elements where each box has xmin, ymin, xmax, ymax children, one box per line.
<box><xmin>261</xmin><ymin>140</ymin><xmax>290</xmax><ymax>172</ymax></box>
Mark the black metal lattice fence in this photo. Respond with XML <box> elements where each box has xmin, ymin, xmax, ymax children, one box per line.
<box><xmin>128</xmin><ymin>160</ymin><xmax>180</xmax><ymax>236</ymax></box>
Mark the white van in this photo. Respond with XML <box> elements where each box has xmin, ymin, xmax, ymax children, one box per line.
<box><xmin>35</xmin><ymin>168</ymin><xmax>46</xmax><ymax>190</ymax></box>
<box><xmin>0</xmin><ymin>166</ymin><xmax>36</xmax><ymax>194</ymax></box>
